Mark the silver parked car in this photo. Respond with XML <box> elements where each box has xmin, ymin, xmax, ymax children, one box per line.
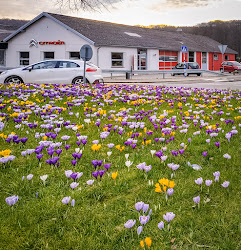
<box><xmin>0</xmin><ymin>59</ymin><xmax>104</xmax><ymax>84</ymax></box>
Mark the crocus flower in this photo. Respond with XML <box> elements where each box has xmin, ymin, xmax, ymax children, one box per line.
<box><xmin>221</xmin><ymin>181</ymin><xmax>230</xmax><ymax>188</ymax></box>
<box><xmin>139</xmin><ymin>215</ymin><xmax>150</xmax><ymax>225</ymax></box>
<box><xmin>213</xmin><ymin>171</ymin><xmax>220</xmax><ymax>182</ymax></box>
<box><xmin>158</xmin><ymin>221</ymin><xmax>164</xmax><ymax>230</ymax></box>
<box><xmin>36</xmin><ymin>153</ymin><xmax>43</xmax><ymax>160</ymax></box>
<box><xmin>137</xmin><ymin>226</ymin><xmax>143</xmax><ymax>235</ymax></box>
<box><xmin>202</xmin><ymin>151</ymin><xmax>207</xmax><ymax>157</ymax></box>
<box><xmin>205</xmin><ymin>180</ymin><xmax>212</xmax><ymax>187</ymax></box>
<box><xmin>70</xmin><ymin>182</ymin><xmax>79</xmax><ymax>189</ymax></box>
<box><xmin>163</xmin><ymin>212</ymin><xmax>175</xmax><ymax>223</ymax></box>
<box><xmin>112</xmin><ymin>172</ymin><xmax>118</xmax><ymax>180</ymax></box>
<box><xmin>142</xmin><ymin>203</ymin><xmax>149</xmax><ymax>213</ymax></box>
<box><xmin>99</xmin><ymin>170</ymin><xmax>105</xmax><ymax>178</ymax></box>
<box><xmin>144</xmin><ymin>165</ymin><xmax>152</xmax><ymax>172</ymax></box>
<box><xmin>40</xmin><ymin>175</ymin><xmax>48</xmax><ymax>182</ymax></box>
<box><xmin>195</xmin><ymin>177</ymin><xmax>203</xmax><ymax>185</ymax></box>
<box><xmin>124</xmin><ymin>219</ymin><xmax>136</xmax><ymax>229</ymax></box>
<box><xmin>91</xmin><ymin>160</ymin><xmax>98</xmax><ymax>168</ymax></box>
<box><xmin>215</xmin><ymin>141</ymin><xmax>220</xmax><ymax>148</ymax></box>
<box><xmin>65</xmin><ymin>170</ymin><xmax>73</xmax><ymax>178</ymax></box>
<box><xmin>167</xmin><ymin>188</ymin><xmax>174</xmax><ymax>196</ymax></box>
<box><xmin>223</xmin><ymin>153</ymin><xmax>231</xmax><ymax>159</ymax></box>
<box><xmin>193</xmin><ymin>195</ymin><xmax>200</xmax><ymax>204</ymax></box>
<box><xmin>62</xmin><ymin>196</ymin><xmax>71</xmax><ymax>204</ymax></box>
<box><xmin>92</xmin><ymin>171</ymin><xmax>99</xmax><ymax>179</ymax></box>
<box><xmin>27</xmin><ymin>174</ymin><xmax>33</xmax><ymax>180</ymax></box>
<box><xmin>86</xmin><ymin>179</ymin><xmax>95</xmax><ymax>185</ymax></box>
<box><xmin>5</xmin><ymin>195</ymin><xmax>19</xmax><ymax>206</ymax></box>
<box><xmin>135</xmin><ymin>201</ymin><xmax>144</xmax><ymax>212</ymax></box>
<box><xmin>71</xmin><ymin>159</ymin><xmax>77</xmax><ymax>166</ymax></box>
<box><xmin>103</xmin><ymin>163</ymin><xmax>111</xmax><ymax>171</ymax></box>
<box><xmin>71</xmin><ymin>199</ymin><xmax>75</xmax><ymax>207</ymax></box>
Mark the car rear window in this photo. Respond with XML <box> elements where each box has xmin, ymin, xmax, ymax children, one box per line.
<box><xmin>57</xmin><ymin>61</ymin><xmax>80</xmax><ymax>68</ymax></box>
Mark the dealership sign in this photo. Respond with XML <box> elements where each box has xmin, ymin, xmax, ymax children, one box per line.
<box><xmin>29</xmin><ymin>39</ymin><xmax>65</xmax><ymax>47</ymax></box>
<box><xmin>39</xmin><ymin>40</ymin><xmax>65</xmax><ymax>45</ymax></box>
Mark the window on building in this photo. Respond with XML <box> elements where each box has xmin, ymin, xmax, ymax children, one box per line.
<box><xmin>225</xmin><ymin>55</ymin><xmax>229</xmax><ymax>61</ymax></box>
<box><xmin>69</xmin><ymin>52</ymin><xmax>80</xmax><ymax>60</ymax></box>
<box><xmin>159</xmin><ymin>51</ymin><xmax>178</xmax><ymax>62</ymax></box>
<box><xmin>20</xmin><ymin>52</ymin><xmax>29</xmax><ymax>66</ymax></box>
<box><xmin>44</xmin><ymin>52</ymin><xmax>54</xmax><ymax>60</ymax></box>
<box><xmin>0</xmin><ymin>50</ymin><xmax>5</xmax><ymax>66</ymax></box>
<box><xmin>213</xmin><ymin>54</ymin><xmax>219</xmax><ymax>61</ymax></box>
<box><xmin>111</xmin><ymin>52</ymin><xmax>124</xmax><ymax>67</ymax></box>
<box><xmin>189</xmin><ymin>51</ymin><xmax>195</xmax><ymax>62</ymax></box>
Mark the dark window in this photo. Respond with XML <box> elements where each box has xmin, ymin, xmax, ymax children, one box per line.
<box><xmin>20</xmin><ymin>52</ymin><xmax>29</xmax><ymax>65</ymax></box>
<box><xmin>69</xmin><ymin>52</ymin><xmax>80</xmax><ymax>59</ymax></box>
<box><xmin>189</xmin><ymin>51</ymin><xmax>195</xmax><ymax>62</ymax></box>
<box><xmin>0</xmin><ymin>50</ymin><xmax>5</xmax><ymax>65</ymax></box>
<box><xmin>213</xmin><ymin>54</ymin><xmax>218</xmax><ymax>61</ymax></box>
<box><xmin>111</xmin><ymin>52</ymin><xmax>123</xmax><ymax>67</ymax></box>
<box><xmin>225</xmin><ymin>55</ymin><xmax>229</xmax><ymax>61</ymax></box>
<box><xmin>159</xmin><ymin>55</ymin><xmax>178</xmax><ymax>62</ymax></box>
<box><xmin>44</xmin><ymin>52</ymin><xmax>54</xmax><ymax>60</ymax></box>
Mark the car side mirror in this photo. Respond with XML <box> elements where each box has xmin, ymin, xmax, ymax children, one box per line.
<box><xmin>28</xmin><ymin>66</ymin><xmax>33</xmax><ymax>72</ymax></box>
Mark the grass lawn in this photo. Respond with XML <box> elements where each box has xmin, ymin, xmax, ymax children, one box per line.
<box><xmin>0</xmin><ymin>83</ymin><xmax>241</xmax><ymax>249</ymax></box>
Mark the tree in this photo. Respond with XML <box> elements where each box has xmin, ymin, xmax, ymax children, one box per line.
<box><xmin>56</xmin><ymin>0</ymin><xmax>121</xmax><ymax>11</ymax></box>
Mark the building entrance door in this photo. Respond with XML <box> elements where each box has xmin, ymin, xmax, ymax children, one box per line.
<box><xmin>202</xmin><ymin>52</ymin><xmax>208</xmax><ymax>70</ymax></box>
<box><xmin>137</xmin><ymin>49</ymin><xmax>147</xmax><ymax>70</ymax></box>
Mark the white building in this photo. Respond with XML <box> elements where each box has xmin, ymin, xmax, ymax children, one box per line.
<box><xmin>0</xmin><ymin>12</ymin><xmax>237</xmax><ymax>73</ymax></box>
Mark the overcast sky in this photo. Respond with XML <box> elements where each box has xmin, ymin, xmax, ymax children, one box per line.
<box><xmin>0</xmin><ymin>0</ymin><xmax>241</xmax><ymax>26</ymax></box>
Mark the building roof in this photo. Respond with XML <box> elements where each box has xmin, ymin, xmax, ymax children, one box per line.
<box><xmin>3</xmin><ymin>12</ymin><xmax>238</xmax><ymax>54</ymax></box>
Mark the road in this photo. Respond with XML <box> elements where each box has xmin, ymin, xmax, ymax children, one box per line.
<box><xmin>104</xmin><ymin>72</ymin><xmax>241</xmax><ymax>91</ymax></box>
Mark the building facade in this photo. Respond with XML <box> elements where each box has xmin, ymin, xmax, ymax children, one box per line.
<box><xmin>0</xmin><ymin>12</ymin><xmax>237</xmax><ymax>73</ymax></box>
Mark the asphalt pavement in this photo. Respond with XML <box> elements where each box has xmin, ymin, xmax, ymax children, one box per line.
<box><xmin>104</xmin><ymin>72</ymin><xmax>241</xmax><ymax>90</ymax></box>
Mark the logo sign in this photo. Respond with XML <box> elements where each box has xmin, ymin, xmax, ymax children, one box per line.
<box><xmin>181</xmin><ymin>46</ymin><xmax>188</xmax><ymax>53</ymax></box>
<box><xmin>39</xmin><ymin>40</ymin><xmax>65</xmax><ymax>45</ymax></box>
<box><xmin>29</xmin><ymin>39</ymin><xmax>38</xmax><ymax>48</ymax></box>
<box><xmin>218</xmin><ymin>45</ymin><xmax>227</xmax><ymax>54</ymax></box>
<box><xmin>80</xmin><ymin>44</ymin><xmax>93</xmax><ymax>61</ymax></box>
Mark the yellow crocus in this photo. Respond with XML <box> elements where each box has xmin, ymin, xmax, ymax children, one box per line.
<box><xmin>140</xmin><ymin>240</ymin><xmax>144</xmax><ymax>248</ymax></box>
<box><xmin>112</xmin><ymin>172</ymin><xmax>118</xmax><ymax>180</ymax></box>
<box><xmin>145</xmin><ymin>237</ymin><xmax>152</xmax><ymax>247</ymax></box>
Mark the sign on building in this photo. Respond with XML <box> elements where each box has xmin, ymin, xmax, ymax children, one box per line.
<box><xmin>181</xmin><ymin>46</ymin><xmax>188</xmax><ymax>53</ymax></box>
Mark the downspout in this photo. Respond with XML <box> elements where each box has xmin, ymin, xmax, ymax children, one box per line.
<box><xmin>97</xmin><ymin>47</ymin><xmax>101</xmax><ymax>67</ymax></box>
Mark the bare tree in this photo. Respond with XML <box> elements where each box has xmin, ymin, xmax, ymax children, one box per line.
<box><xmin>56</xmin><ymin>0</ymin><xmax>121</xmax><ymax>11</ymax></box>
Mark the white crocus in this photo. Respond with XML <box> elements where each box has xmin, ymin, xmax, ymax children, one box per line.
<box><xmin>125</xmin><ymin>160</ymin><xmax>133</xmax><ymax>171</ymax></box>
<box><xmin>150</xmin><ymin>150</ymin><xmax>156</xmax><ymax>157</ymax></box>
<box><xmin>107</xmin><ymin>151</ymin><xmax>112</xmax><ymax>157</ymax></box>
<box><xmin>40</xmin><ymin>175</ymin><xmax>48</xmax><ymax>185</ymax></box>
<box><xmin>125</xmin><ymin>153</ymin><xmax>129</xmax><ymax>160</ymax></box>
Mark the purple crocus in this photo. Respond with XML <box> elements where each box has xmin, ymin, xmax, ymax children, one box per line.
<box><xmin>215</xmin><ymin>141</ymin><xmax>220</xmax><ymax>148</ymax></box>
<box><xmin>221</xmin><ymin>181</ymin><xmax>230</xmax><ymax>188</ymax></box>
<box><xmin>99</xmin><ymin>170</ymin><xmax>105</xmax><ymax>178</ymax></box>
<box><xmin>65</xmin><ymin>145</ymin><xmax>71</xmax><ymax>150</ymax></box>
<box><xmin>213</xmin><ymin>171</ymin><xmax>220</xmax><ymax>182</ymax></box>
<box><xmin>103</xmin><ymin>163</ymin><xmax>111</xmax><ymax>171</ymax></box>
<box><xmin>92</xmin><ymin>171</ymin><xmax>99</xmax><ymax>179</ymax></box>
<box><xmin>135</xmin><ymin>201</ymin><xmax>144</xmax><ymax>212</ymax></box>
<box><xmin>71</xmin><ymin>199</ymin><xmax>75</xmax><ymax>207</ymax></box>
<box><xmin>202</xmin><ymin>151</ymin><xmax>207</xmax><ymax>157</ymax></box>
<box><xmin>36</xmin><ymin>153</ymin><xmax>43</xmax><ymax>160</ymax></box>
<box><xmin>20</xmin><ymin>137</ymin><xmax>28</xmax><ymax>143</ymax></box>
<box><xmin>70</xmin><ymin>182</ymin><xmax>79</xmax><ymax>189</ymax></box>
<box><xmin>124</xmin><ymin>219</ymin><xmax>136</xmax><ymax>229</ymax></box>
<box><xmin>205</xmin><ymin>180</ymin><xmax>212</xmax><ymax>187</ymax></box>
<box><xmin>163</xmin><ymin>212</ymin><xmax>175</xmax><ymax>223</ymax></box>
<box><xmin>167</xmin><ymin>188</ymin><xmax>174</xmax><ymax>196</ymax></box>
<box><xmin>62</xmin><ymin>196</ymin><xmax>71</xmax><ymax>204</ymax></box>
<box><xmin>91</xmin><ymin>160</ymin><xmax>98</xmax><ymax>168</ymax></box>
<box><xmin>137</xmin><ymin>226</ymin><xmax>143</xmax><ymax>235</ymax></box>
<box><xmin>5</xmin><ymin>195</ymin><xmax>19</xmax><ymax>206</ymax></box>
<box><xmin>139</xmin><ymin>215</ymin><xmax>150</xmax><ymax>225</ymax></box>
<box><xmin>193</xmin><ymin>195</ymin><xmax>200</xmax><ymax>204</ymax></box>
<box><xmin>142</xmin><ymin>203</ymin><xmax>149</xmax><ymax>213</ymax></box>
<box><xmin>71</xmin><ymin>159</ymin><xmax>77</xmax><ymax>166</ymax></box>
<box><xmin>195</xmin><ymin>177</ymin><xmax>203</xmax><ymax>185</ymax></box>
<box><xmin>158</xmin><ymin>221</ymin><xmax>164</xmax><ymax>230</ymax></box>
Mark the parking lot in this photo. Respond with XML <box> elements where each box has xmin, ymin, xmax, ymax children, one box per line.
<box><xmin>104</xmin><ymin>72</ymin><xmax>241</xmax><ymax>90</ymax></box>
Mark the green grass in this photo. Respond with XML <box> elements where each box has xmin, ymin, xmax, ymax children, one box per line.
<box><xmin>0</xmin><ymin>83</ymin><xmax>241</xmax><ymax>249</ymax></box>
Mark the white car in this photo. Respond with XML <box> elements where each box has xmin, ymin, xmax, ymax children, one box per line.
<box><xmin>0</xmin><ymin>60</ymin><xmax>104</xmax><ymax>84</ymax></box>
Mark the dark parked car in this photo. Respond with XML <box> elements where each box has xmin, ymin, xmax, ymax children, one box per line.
<box><xmin>220</xmin><ymin>61</ymin><xmax>241</xmax><ymax>73</ymax></box>
<box><xmin>171</xmin><ymin>62</ymin><xmax>201</xmax><ymax>76</ymax></box>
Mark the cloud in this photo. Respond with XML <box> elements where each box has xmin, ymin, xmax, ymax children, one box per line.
<box><xmin>148</xmin><ymin>0</ymin><xmax>222</xmax><ymax>11</ymax></box>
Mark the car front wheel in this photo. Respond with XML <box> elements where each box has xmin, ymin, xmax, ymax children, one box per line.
<box><xmin>72</xmin><ymin>76</ymin><xmax>89</xmax><ymax>84</ymax></box>
<box><xmin>5</xmin><ymin>76</ymin><xmax>23</xmax><ymax>84</ymax></box>
<box><xmin>220</xmin><ymin>68</ymin><xmax>224</xmax><ymax>73</ymax></box>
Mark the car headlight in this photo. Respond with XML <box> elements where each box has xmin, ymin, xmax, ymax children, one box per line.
<box><xmin>0</xmin><ymin>71</ymin><xmax>8</xmax><ymax>75</ymax></box>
